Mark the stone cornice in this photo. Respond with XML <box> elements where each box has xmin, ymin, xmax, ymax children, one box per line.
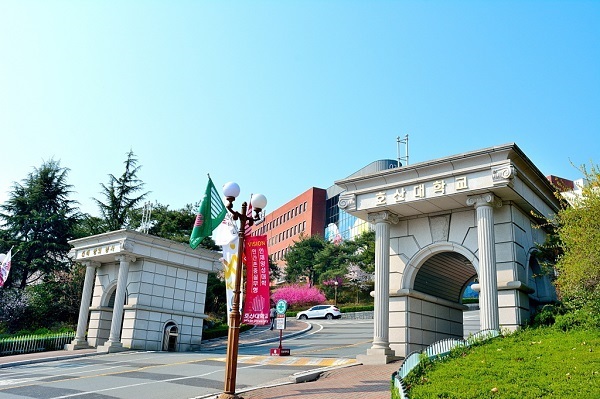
<box><xmin>69</xmin><ymin>229</ymin><xmax>221</xmax><ymax>270</ymax></box>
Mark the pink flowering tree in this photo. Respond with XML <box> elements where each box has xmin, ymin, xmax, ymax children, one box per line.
<box><xmin>345</xmin><ymin>264</ymin><xmax>373</xmax><ymax>304</ymax></box>
<box><xmin>271</xmin><ymin>284</ymin><xmax>326</xmax><ymax>309</ymax></box>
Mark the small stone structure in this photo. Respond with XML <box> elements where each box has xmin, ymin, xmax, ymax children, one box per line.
<box><xmin>65</xmin><ymin>229</ymin><xmax>220</xmax><ymax>353</ymax></box>
<box><xmin>336</xmin><ymin>143</ymin><xmax>559</xmax><ymax>364</ymax></box>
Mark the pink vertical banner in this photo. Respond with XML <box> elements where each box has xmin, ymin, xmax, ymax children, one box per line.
<box><xmin>242</xmin><ymin>235</ymin><xmax>270</xmax><ymax>326</ymax></box>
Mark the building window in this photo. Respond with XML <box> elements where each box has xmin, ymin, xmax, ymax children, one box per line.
<box><xmin>326</xmin><ymin>194</ymin><xmax>340</xmax><ymax>226</ymax></box>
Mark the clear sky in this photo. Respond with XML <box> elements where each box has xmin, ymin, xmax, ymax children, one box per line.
<box><xmin>1</xmin><ymin>1</ymin><xmax>598</xmax><ymax>218</ymax></box>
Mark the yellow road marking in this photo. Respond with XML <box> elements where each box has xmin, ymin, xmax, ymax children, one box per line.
<box><xmin>210</xmin><ymin>355</ymin><xmax>358</xmax><ymax>367</ymax></box>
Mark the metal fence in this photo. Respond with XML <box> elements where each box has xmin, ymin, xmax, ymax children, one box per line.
<box><xmin>0</xmin><ymin>332</ymin><xmax>75</xmax><ymax>357</ymax></box>
<box><xmin>391</xmin><ymin>329</ymin><xmax>501</xmax><ymax>399</ymax></box>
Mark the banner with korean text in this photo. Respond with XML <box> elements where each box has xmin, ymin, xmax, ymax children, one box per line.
<box><xmin>242</xmin><ymin>235</ymin><xmax>270</xmax><ymax>326</ymax></box>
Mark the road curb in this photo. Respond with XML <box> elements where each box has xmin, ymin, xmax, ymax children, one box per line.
<box><xmin>199</xmin><ymin>321</ymin><xmax>313</xmax><ymax>352</ymax></box>
<box><xmin>288</xmin><ymin>362</ymin><xmax>361</xmax><ymax>383</ymax></box>
<box><xmin>0</xmin><ymin>350</ymin><xmax>102</xmax><ymax>369</ymax></box>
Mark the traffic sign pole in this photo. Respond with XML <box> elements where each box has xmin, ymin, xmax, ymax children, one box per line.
<box><xmin>270</xmin><ymin>300</ymin><xmax>290</xmax><ymax>356</ymax></box>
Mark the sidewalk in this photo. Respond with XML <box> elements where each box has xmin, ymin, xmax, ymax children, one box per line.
<box><xmin>240</xmin><ymin>361</ymin><xmax>400</xmax><ymax>399</ymax></box>
<box><xmin>0</xmin><ymin>319</ymin><xmax>399</xmax><ymax>399</ymax></box>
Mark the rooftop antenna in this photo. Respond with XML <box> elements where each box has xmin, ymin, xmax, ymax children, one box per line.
<box><xmin>140</xmin><ymin>201</ymin><xmax>153</xmax><ymax>234</ymax></box>
<box><xmin>397</xmin><ymin>134</ymin><xmax>409</xmax><ymax>166</ymax></box>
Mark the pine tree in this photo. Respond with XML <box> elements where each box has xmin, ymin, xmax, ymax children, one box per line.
<box><xmin>0</xmin><ymin>159</ymin><xmax>79</xmax><ymax>288</ymax></box>
<box><xmin>94</xmin><ymin>150</ymin><xmax>149</xmax><ymax>231</ymax></box>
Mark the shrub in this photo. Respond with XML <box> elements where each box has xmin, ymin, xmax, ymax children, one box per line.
<box><xmin>529</xmin><ymin>303</ymin><xmax>564</xmax><ymax>327</ymax></box>
<box><xmin>0</xmin><ymin>288</ymin><xmax>30</xmax><ymax>333</ymax></box>
<box><xmin>271</xmin><ymin>284</ymin><xmax>326</xmax><ymax>308</ymax></box>
<box><xmin>553</xmin><ymin>290</ymin><xmax>600</xmax><ymax>330</ymax></box>
<box><xmin>554</xmin><ymin>306</ymin><xmax>600</xmax><ymax>331</ymax></box>
<box><xmin>339</xmin><ymin>304</ymin><xmax>374</xmax><ymax>313</ymax></box>
<box><xmin>202</xmin><ymin>323</ymin><xmax>253</xmax><ymax>340</ymax></box>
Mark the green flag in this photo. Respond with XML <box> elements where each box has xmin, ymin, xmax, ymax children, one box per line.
<box><xmin>190</xmin><ymin>177</ymin><xmax>227</xmax><ymax>249</ymax></box>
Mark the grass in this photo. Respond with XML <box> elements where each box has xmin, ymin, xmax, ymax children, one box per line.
<box><xmin>405</xmin><ymin>326</ymin><xmax>600</xmax><ymax>398</ymax></box>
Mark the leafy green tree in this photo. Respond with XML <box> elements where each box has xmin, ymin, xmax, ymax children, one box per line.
<box><xmin>127</xmin><ymin>202</ymin><xmax>196</xmax><ymax>244</ymax></box>
<box><xmin>0</xmin><ymin>159</ymin><xmax>79</xmax><ymax>288</ymax></box>
<box><xmin>124</xmin><ymin>200</ymin><xmax>226</xmax><ymax>251</ymax></box>
<box><xmin>268</xmin><ymin>256</ymin><xmax>282</xmax><ymax>282</ymax></box>
<box><xmin>315</xmin><ymin>240</ymin><xmax>349</xmax><ymax>283</ymax></box>
<box><xmin>21</xmin><ymin>264</ymin><xmax>86</xmax><ymax>331</ymax></box>
<box><xmin>532</xmin><ymin>164</ymin><xmax>600</xmax><ymax>329</ymax></box>
<box><xmin>205</xmin><ymin>272</ymin><xmax>227</xmax><ymax>314</ymax></box>
<box><xmin>71</xmin><ymin>214</ymin><xmax>108</xmax><ymax>239</ymax></box>
<box><xmin>345</xmin><ymin>229</ymin><xmax>376</xmax><ymax>273</ymax></box>
<box><xmin>94</xmin><ymin>150</ymin><xmax>149</xmax><ymax>231</ymax></box>
<box><xmin>552</xmin><ymin>165</ymin><xmax>600</xmax><ymax>304</ymax></box>
<box><xmin>283</xmin><ymin>229</ymin><xmax>377</xmax><ymax>288</ymax></box>
<box><xmin>283</xmin><ymin>234</ymin><xmax>327</xmax><ymax>285</ymax></box>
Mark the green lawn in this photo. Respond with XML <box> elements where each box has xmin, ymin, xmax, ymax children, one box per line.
<box><xmin>405</xmin><ymin>327</ymin><xmax>600</xmax><ymax>398</ymax></box>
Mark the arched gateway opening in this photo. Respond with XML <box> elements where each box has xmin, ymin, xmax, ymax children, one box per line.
<box><xmin>408</xmin><ymin>250</ymin><xmax>481</xmax><ymax>341</ymax></box>
<box><xmin>413</xmin><ymin>252</ymin><xmax>477</xmax><ymax>304</ymax></box>
<box><xmin>337</xmin><ymin>143</ymin><xmax>560</xmax><ymax>364</ymax></box>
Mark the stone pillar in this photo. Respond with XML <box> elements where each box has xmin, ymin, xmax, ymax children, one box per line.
<box><xmin>65</xmin><ymin>261</ymin><xmax>99</xmax><ymax>350</ymax></box>
<box><xmin>467</xmin><ymin>193</ymin><xmax>502</xmax><ymax>331</ymax></box>
<box><xmin>98</xmin><ymin>255</ymin><xmax>135</xmax><ymax>353</ymax></box>
<box><xmin>357</xmin><ymin>210</ymin><xmax>399</xmax><ymax>365</ymax></box>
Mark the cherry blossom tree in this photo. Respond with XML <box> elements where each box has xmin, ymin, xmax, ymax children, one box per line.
<box><xmin>345</xmin><ymin>264</ymin><xmax>373</xmax><ymax>304</ymax></box>
<box><xmin>271</xmin><ymin>284</ymin><xmax>326</xmax><ymax>308</ymax></box>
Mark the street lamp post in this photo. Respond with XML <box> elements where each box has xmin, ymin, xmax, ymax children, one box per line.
<box><xmin>334</xmin><ymin>281</ymin><xmax>338</xmax><ymax>306</ymax></box>
<box><xmin>218</xmin><ymin>182</ymin><xmax>267</xmax><ymax>399</ymax></box>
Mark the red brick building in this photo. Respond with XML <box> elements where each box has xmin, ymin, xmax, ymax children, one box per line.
<box><xmin>251</xmin><ymin>187</ymin><xmax>326</xmax><ymax>280</ymax></box>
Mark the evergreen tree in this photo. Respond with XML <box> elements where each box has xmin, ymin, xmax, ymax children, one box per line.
<box><xmin>268</xmin><ymin>256</ymin><xmax>282</xmax><ymax>282</ymax></box>
<box><xmin>344</xmin><ymin>229</ymin><xmax>376</xmax><ymax>273</ymax></box>
<box><xmin>71</xmin><ymin>214</ymin><xmax>108</xmax><ymax>239</ymax></box>
<box><xmin>94</xmin><ymin>150</ymin><xmax>149</xmax><ymax>231</ymax></box>
<box><xmin>283</xmin><ymin>230</ymin><xmax>377</xmax><ymax>287</ymax></box>
<box><xmin>0</xmin><ymin>159</ymin><xmax>79</xmax><ymax>288</ymax></box>
<box><xmin>283</xmin><ymin>234</ymin><xmax>327</xmax><ymax>285</ymax></box>
<box><xmin>315</xmin><ymin>240</ymin><xmax>349</xmax><ymax>283</ymax></box>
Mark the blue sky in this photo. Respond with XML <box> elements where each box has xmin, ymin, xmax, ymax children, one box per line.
<box><xmin>1</xmin><ymin>1</ymin><xmax>598</xmax><ymax>217</ymax></box>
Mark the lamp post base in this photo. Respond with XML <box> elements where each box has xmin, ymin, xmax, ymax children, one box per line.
<box><xmin>217</xmin><ymin>393</ymin><xmax>244</xmax><ymax>399</ymax></box>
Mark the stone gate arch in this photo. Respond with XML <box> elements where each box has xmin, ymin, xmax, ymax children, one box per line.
<box><xmin>65</xmin><ymin>230</ymin><xmax>220</xmax><ymax>353</ymax></box>
<box><xmin>337</xmin><ymin>143</ymin><xmax>559</xmax><ymax>364</ymax></box>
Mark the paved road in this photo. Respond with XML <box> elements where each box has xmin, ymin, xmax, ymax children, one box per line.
<box><xmin>0</xmin><ymin>319</ymin><xmax>372</xmax><ymax>399</ymax></box>
<box><xmin>0</xmin><ymin>312</ymin><xmax>481</xmax><ymax>399</ymax></box>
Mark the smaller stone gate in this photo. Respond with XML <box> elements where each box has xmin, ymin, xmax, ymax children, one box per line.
<box><xmin>65</xmin><ymin>229</ymin><xmax>220</xmax><ymax>353</ymax></box>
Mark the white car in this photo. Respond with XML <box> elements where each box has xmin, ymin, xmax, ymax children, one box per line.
<box><xmin>296</xmin><ymin>305</ymin><xmax>342</xmax><ymax>320</ymax></box>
